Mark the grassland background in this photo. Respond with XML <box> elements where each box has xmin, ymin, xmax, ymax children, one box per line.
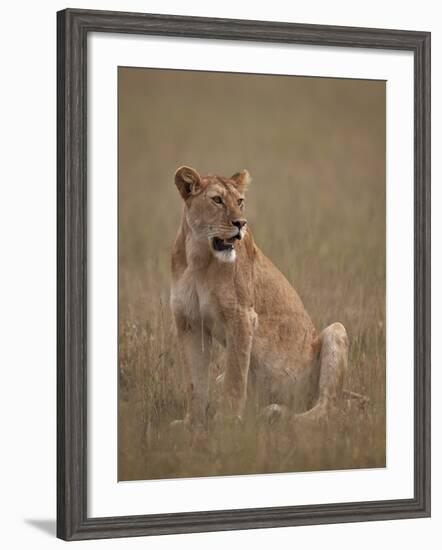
<box><xmin>118</xmin><ymin>68</ymin><xmax>386</xmax><ymax>481</ymax></box>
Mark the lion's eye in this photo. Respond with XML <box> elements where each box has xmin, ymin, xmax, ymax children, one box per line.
<box><xmin>238</xmin><ymin>198</ymin><xmax>244</xmax><ymax>207</ymax></box>
<box><xmin>212</xmin><ymin>196</ymin><xmax>223</xmax><ymax>204</ymax></box>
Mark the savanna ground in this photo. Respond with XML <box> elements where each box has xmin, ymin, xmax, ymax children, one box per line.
<box><xmin>118</xmin><ymin>68</ymin><xmax>386</xmax><ymax>481</ymax></box>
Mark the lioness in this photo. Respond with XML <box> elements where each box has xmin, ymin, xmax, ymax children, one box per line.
<box><xmin>171</xmin><ymin>166</ymin><xmax>349</xmax><ymax>430</ymax></box>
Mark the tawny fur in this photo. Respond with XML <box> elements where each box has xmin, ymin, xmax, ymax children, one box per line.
<box><xmin>170</xmin><ymin>166</ymin><xmax>349</xmax><ymax>429</ymax></box>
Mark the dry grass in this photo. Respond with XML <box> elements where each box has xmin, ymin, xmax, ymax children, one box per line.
<box><xmin>118</xmin><ymin>68</ymin><xmax>386</xmax><ymax>481</ymax></box>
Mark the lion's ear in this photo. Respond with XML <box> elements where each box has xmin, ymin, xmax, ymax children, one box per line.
<box><xmin>174</xmin><ymin>166</ymin><xmax>203</xmax><ymax>200</ymax></box>
<box><xmin>231</xmin><ymin>170</ymin><xmax>251</xmax><ymax>193</ymax></box>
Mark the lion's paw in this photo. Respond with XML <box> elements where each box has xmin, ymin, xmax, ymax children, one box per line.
<box><xmin>259</xmin><ymin>403</ymin><xmax>290</xmax><ymax>426</ymax></box>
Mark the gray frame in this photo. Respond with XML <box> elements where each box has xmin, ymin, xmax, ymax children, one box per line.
<box><xmin>57</xmin><ymin>8</ymin><xmax>431</xmax><ymax>541</ymax></box>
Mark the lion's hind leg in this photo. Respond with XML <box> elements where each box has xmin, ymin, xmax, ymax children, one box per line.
<box><xmin>295</xmin><ymin>322</ymin><xmax>349</xmax><ymax>423</ymax></box>
<box><xmin>316</xmin><ymin>322</ymin><xmax>349</xmax><ymax>406</ymax></box>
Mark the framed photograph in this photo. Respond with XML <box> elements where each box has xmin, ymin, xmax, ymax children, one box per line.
<box><xmin>57</xmin><ymin>8</ymin><xmax>431</xmax><ymax>541</ymax></box>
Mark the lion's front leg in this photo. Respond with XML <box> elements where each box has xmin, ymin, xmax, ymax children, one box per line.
<box><xmin>221</xmin><ymin>312</ymin><xmax>254</xmax><ymax>420</ymax></box>
<box><xmin>175</xmin><ymin>322</ymin><xmax>212</xmax><ymax>431</ymax></box>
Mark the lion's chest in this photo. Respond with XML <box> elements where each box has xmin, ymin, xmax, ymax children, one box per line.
<box><xmin>170</xmin><ymin>270</ymin><xmax>200</xmax><ymax>323</ymax></box>
<box><xmin>171</xmin><ymin>269</ymin><xmax>225</xmax><ymax>342</ymax></box>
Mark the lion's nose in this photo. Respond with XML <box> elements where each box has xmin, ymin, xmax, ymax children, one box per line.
<box><xmin>232</xmin><ymin>219</ymin><xmax>247</xmax><ymax>230</ymax></box>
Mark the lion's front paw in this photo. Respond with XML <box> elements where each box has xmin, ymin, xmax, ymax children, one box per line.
<box><xmin>169</xmin><ymin>417</ymin><xmax>190</xmax><ymax>431</ymax></box>
<box><xmin>169</xmin><ymin>418</ymin><xmax>185</xmax><ymax>428</ymax></box>
<box><xmin>259</xmin><ymin>403</ymin><xmax>290</xmax><ymax>426</ymax></box>
<box><xmin>212</xmin><ymin>412</ymin><xmax>244</xmax><ymax>453</ymax></box>
<box><xmin>168</xmin><ymin>418</ymin><xmax>190</xmax><ymax>444</ymax></box>
<box><xmin>213</xmin><ymin>412</ymin><xmax>242</xmax><ymax>429</ymax></box>
<box><xmin>169</xmin><ymin>417</ymin><xmax>210</xmax><ymax>451</ymax></box>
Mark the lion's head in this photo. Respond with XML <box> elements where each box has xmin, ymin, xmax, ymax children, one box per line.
<box><xmin>174</xmin><ymin>166</ymin><xmax>251</xmax><ymax>262</ymax></box>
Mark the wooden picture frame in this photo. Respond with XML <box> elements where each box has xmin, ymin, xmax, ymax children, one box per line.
<box><xmin>57</xmin><ymin>8</ymin><xmax>431</xmax><ymax>541</ymax></box>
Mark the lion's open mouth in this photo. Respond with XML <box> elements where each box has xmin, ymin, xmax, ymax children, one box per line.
<box><xmin>212</xmin><ymin>234</ymin><xmax>241</xmax><ymax>252</ymax></box>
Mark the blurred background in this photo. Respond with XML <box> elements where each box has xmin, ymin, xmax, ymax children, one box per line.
<box><xmin>118</xmin><ymin>67</ymin><xmax>386</xmax><ymax>481</ymax></box>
